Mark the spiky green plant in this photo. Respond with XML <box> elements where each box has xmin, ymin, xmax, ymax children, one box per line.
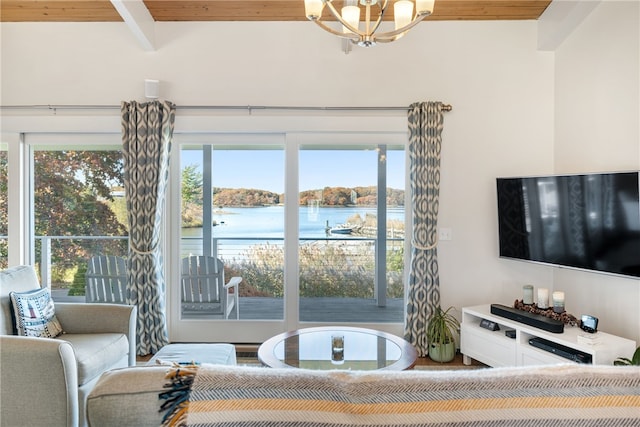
<box><xmin>426</xmin><ymin>306</ymin><xmax>460</xmax><ymax>347</ymax></box>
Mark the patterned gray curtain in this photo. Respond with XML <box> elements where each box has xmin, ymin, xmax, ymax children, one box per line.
<box><xmin>121</xmin><ymin>100</ymin><xmax>175</xmax><ymax>355</ymax></box>
<box><xmin>404</xmin><ymin>101</ymin><xmax>445</xmax><ymax>357</ymax></box>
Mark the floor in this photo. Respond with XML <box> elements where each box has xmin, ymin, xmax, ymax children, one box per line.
<box><xmin>138</xmin><ymin>343</ymin><xmax>487</xmax><ymax>369</ymax></box>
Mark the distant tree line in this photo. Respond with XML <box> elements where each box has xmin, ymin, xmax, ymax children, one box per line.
<box><xmin>214</xmin><ymin>188</ymin><xmax>281</xmax><ymax>207</ymax></box>
<box><xmin>180</xmin><ymin>165</ymin><xmax>405</xmax><ymax>227</ymax></box>
<box><xmin>182</xmin><ymin>164</ymin><xmax>404</xmax><ymax>209</ymax></box>
<box><xmin>299</xmin><ymin>186</ymin><xmax>404</xmax><ymax>207</ymax></box>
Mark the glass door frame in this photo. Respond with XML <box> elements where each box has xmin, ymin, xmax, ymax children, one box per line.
<box><xmin>169</xmin><ymin>133</ymin><xmax>289</xmax><ymax>343</ymax></box>
<box><xmin>167</xmin><ymin>124</ymin><xmax>410</xmax><ymax>344</ymax></box>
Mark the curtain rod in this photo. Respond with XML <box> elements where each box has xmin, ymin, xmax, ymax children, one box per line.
<box><xmin>0</xmin><ymin>104</ymin><xmax>452</xmax><ymax>112</ymax></box>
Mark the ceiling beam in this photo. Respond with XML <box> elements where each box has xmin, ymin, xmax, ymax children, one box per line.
<box><xmin>110</xmin><ymin>0</ymin><xmax>156</xmax><ymax>51</ymax></box>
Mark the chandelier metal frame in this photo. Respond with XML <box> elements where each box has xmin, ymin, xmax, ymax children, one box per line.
<box><xmin>305</xmin><ymin>0</ymin><xmax>434</xmax><ymax>47</ymax></box>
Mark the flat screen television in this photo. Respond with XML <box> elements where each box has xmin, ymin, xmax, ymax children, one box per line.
<box><xmin>496</xmin><ymin>171</ymin><xmax>640</xmax><ymax>278</ymax></box>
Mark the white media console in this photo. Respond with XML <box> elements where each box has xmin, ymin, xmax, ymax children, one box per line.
<box><xmin>460</xmin><ymin>304</ymin><xmax>636</xmax><ymax>367</ymax></box>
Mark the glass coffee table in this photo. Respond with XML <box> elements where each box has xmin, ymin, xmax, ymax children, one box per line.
<box><xmin>258</xmin><ymin>326</ymin><xmax>417</xmax><ymax>371</ymax></box>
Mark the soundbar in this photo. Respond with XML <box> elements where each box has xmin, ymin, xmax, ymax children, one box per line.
<box><xmin>490</xmin><ymin>304</ymin><xmax>564</xmax><ymax>333</ymax></box>
<box><xmin>529</xmin><ymin>337</ymin><xmax>592</xmax><ymax>364</ymax></box>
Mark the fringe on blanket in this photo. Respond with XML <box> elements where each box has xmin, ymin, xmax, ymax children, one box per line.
<box><xmin>159</xmin><ymin>363</ymin><xmax>199</xmax><ymax>427</ymax></box>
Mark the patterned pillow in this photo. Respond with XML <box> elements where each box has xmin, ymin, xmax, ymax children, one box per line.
<box><xmin>9</xmin><ymin>288</ymin><xmax>64</xmax><ymax>338</ymax></box>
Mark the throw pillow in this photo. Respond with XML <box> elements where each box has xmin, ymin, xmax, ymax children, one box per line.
<box><xmin>9</xmin><ymin>288</ymin><xmax>64</xmax><ymax>338</ymax></box>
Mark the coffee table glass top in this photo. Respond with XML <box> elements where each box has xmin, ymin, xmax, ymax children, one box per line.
<box><xmin>258</xmin><ymin>326</ymin><xmax>417</xmax><ymax>371</ymax></box>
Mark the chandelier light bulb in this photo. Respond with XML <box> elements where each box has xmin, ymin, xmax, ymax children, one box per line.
<box><xmin>394</xmin><ymin>1</ymin><xmax>414</xmax><ymax>31</ymax></box>
<box><xmin>341</xmin><ymin>5</ymin><xmax>361</xmax><ymax>33</ymax></box>
<box><xmin>416</xmin><ymin>0</ymin><xmax>435</xmax><ymax>15</ymax></box>
<box><xmin>304</xmin><ymin>0</ymin><xmax>324</xmax><ymax>20</ymax></box>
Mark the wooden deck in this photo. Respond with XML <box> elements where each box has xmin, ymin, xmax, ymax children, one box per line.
<box><xmin>185</xmin><ymin>297</ymin><xmax>404</xmax><ymax>323</ymax></box>
<box><xmin>52</xmin><ymin>290</ymin><xmax>404</xmax><ymax>323</ymax></box>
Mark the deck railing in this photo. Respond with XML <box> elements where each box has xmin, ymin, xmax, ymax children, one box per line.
<box><xmin>34</xmin><ymin>236</ymin><xmax>129</xmax><ymax>288</ymax></box>
<box><xmin>32</xmin><ymin>235</ymin><xmax>403</xmax><ymax>305</ymax></box>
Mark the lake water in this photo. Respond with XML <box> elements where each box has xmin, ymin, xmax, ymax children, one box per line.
<box><xmin>182</xmin><ymin>206</ymin><xmax>405</xmax><ymax>239</ymax></box>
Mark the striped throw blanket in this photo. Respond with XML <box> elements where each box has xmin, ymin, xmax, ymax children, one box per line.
<box><xmin>161</xmin><ymin>364</ymin><xmax>640</xmax><ymax>427</ymax></box>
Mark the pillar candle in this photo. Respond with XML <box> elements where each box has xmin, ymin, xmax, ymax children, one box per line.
<box><xmin>523</xmin><ymin>285</ymin><xmax>534</xmax><ymax>304</ymax></box>
<box><xmin>537</xmin><ymin>288</ymin><xmax>549</xmax><ymax>309</ymax></box>
<box><xmin>552</xmin><ymin>291</ymin><xmax>565</xmax><ymax>313</ymax></box>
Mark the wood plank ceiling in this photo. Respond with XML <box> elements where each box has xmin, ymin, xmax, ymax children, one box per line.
<box><xmin>1</xmin><ymin>1</ymin><xmax>553</xmax><ymax>23</ymax></box>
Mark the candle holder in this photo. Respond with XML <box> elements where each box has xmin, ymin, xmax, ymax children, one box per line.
<box><xmin>513</xmin><ymin>299</ymin><xmax>578</xmax><ymax>327</ymax></box>
<box><xmin>552</xmin><ymin>291</ymin><xmax>565</xmax><ymax>313</ymax></box>
<box><xmin>537</xmin><ymin>288</ymin><xmax>549</xmax><ymax>309</ymax></box>
<box><xmin>522</xmin><ymin>285</ymin><xmax>534</xmax><ymax>305</ymax></box>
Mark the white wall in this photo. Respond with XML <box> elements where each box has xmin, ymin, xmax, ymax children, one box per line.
<box><xmin>2</xmin><ymin>20</ymin><xmax>551</xmax><ymax>108</ymax></box>
<box><xmin>554</xmin><ymin>1</ymin><xmax>640</xmax><ymax>344</ymax></box>
<box><xmin>4</xmin><ymin>13</ymin><xmax>636</xmax><ymax>344</ymax></box>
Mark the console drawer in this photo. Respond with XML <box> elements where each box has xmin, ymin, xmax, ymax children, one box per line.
<box><xmin>460</xmin><ymin>324</ymin><xmax>516</xmax><ymax>367</ymax></box>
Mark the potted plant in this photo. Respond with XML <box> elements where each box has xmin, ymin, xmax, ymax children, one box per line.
<box><xmin>426</xmin><ymin>306</ymin><xmax>460</xmax><ymax>363</ymax></box>
<box><xmin>614</xmin><ymin>346</ymin><xmax>640</xmax><ymax>366</ymax></box>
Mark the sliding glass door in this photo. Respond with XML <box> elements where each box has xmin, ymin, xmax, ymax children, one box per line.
<box><xmin>25</xmin><ymin>135</ymin><xmax>126</xmax><ymax>300</ymax></box>
<box><xmin>298</xmin><ymin>145</ymin><xmax>405</xmax><ymax>324</ymax></box>
<box><xmin>170</xmin><ymin>134</ymin><xmax>287</xmax><ymax>342</ymax></box>
<box><xmin>169</xmin><ymin>133</ymin><xmax>407</xmax><ymax>343</ymax></box>
<box><xmin>179</xmin><ymin>142</ymin><xmax>285</xmax><ymax>322</ymax></box>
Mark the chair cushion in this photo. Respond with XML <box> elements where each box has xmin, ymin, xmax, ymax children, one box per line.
<box><xmin>59</xmin><ymin>333</ymin><xmax>129</xmax><ymax>385</ymax></box>
<box><xmin>9</xmin><ymin>288</ymin><xmax>64</xmax><ymax>338</ymax></box>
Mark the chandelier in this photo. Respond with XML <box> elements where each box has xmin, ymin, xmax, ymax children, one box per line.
<box><xmin>304</xmin><ymin>0</ymin><xmax>435</xmax><ymax>47</ymax></box>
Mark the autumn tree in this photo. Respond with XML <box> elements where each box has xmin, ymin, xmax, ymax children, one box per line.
<box><xmin>34</xmin><ymin>150</ymin><xmax>127</xmax><ymax>273</ymax></box>
<box><xmin>300</xmin><ymin>186</ymin><xmax>404</xmax><ymax>207</ymax></box>
<box><xmin>213</xmin><ymin>188</ymin><xmax>280</xmax><ymax>207</ymax></box>
<box><xmin>181</xmin><ymin>164</ymin><xmax>204</xmax><ymax>226</ymax></box>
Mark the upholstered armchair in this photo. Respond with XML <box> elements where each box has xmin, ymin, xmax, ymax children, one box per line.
<box><xmin>0</xmin><ymin>265</ymin><xmax>137</xmax><ymax>427</ymax></box>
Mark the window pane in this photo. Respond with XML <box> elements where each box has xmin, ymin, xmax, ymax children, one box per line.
<box><xmin>299</xmin><ymin>146</ymin><xmax>405</xmax><ymax>323</ymax></box>
<box><xmin>0</xmin><ymin>144</ymin><xmax>7</xmax><ymax>269</ymax></box>
<box><xmin>32</xmin><ymin>147</ymin><xmax>127</xmax><ymax>301</ymax></box>
<box><xmin>180</xmin><ymin>145</ymin><xmax>285</xmax><ymax>320</ymax></box>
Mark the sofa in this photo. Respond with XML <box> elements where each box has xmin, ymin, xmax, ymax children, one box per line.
<box><xmin>86</xmin><ymin>363</ymin><xmax>640</xmax><ymax>426</ymax></box>
<box><xmin>0</xmin><ymin>265</ymin><xmax>137</xmax><ymax>427</ymax></box>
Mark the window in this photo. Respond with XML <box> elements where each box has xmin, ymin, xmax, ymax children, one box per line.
<box><xmin>298</xmin><ymin>145</ymin><xmax>405</xmax><ymax>323</ymax></box>
<box><xmin>28</xmin><ymin>136</ymin><xmax>126</xmax><ymax>301</ymax></box>
<box><xmin>175</xmin><ymin>135</ymin><xmax>406</xmax><ymax>331</ymax></box>
<box><xmin>6</xmin><ymin>114</ymin><xmax>408</xmax><ymax>343</ymax></box>
<box><xmin>180</xmin><ymin>143</ymin><xmax>285</xmax><ymax>320</ymax></box>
